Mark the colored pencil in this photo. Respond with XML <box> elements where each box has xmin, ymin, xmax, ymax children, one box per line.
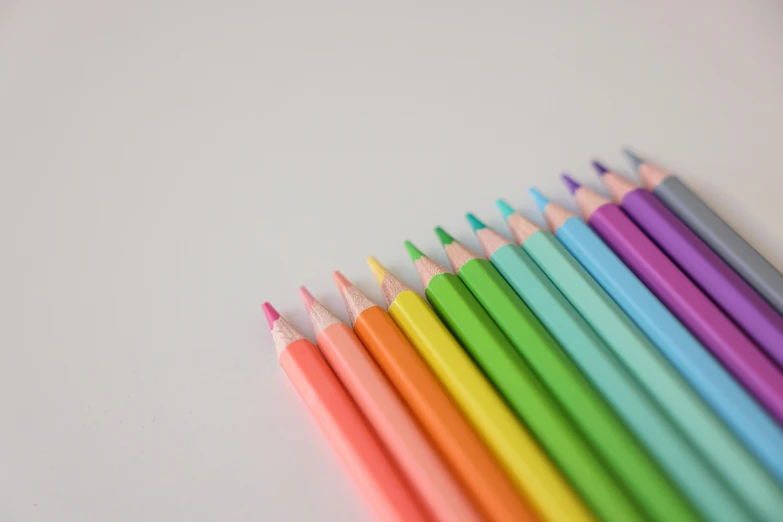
<box><xmin>299</xmin><ymin>288</ymin><xmax>483</xmax><ymax>522</ymax></box>
<box><xmin>333</xmin><ymin>272</ymin><xmax>535</xmax><ymax>522</ymax></box>
<box><xmin>539</xmin><ymin>193</ymin><xmax>783</xmax><ymax>486</ymax></box>
<box><xmin>493</xmin><ymin>200</ymin><xmax>753</xmax><ymax>522</ymax></box>
<box><xmin>597</xmin><ymin>164</ymin><xmax>783</xmax><ymax>371</ymax></box>
<box><xmin>367</xmin><ymin>257</ymin><xmax>586</xmax><ymax>522</ymax></box>
<box><xmin>626</xmin><ymin>148</ymin><xmax>783</xmax><ymax>318</ymax></box>
<box><xmin>566</xmin><ymin>179</ymin><xmax>783</xmax><ymax>425</ymax></box>
<box><xmin>533</xmin><ymin>184</ymin><xmax>783</xmax><ymax>519</ymax></box>
<box><xmin>263</xmin><ymin>303</ymin><xmax>431</xmax><ymax>522</ymax></box>
<box><xmin>440</xmin><ymin>223</ymin><xmax>700</xmax><ymax>522</ymax></box>
<box><xmin>405</xmin><ymin>241</ymin><xmax>641</xmax><ymax>522</ymax></box>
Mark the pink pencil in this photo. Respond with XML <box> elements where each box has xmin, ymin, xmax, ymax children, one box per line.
<box><xmin>263</xmin><ymin>303</ymin><xmax>432</xmax><ymax>522</ymax></box>
<box><xmin>299</xmin><ymin>288</ymin><xmax>483</xmax><ymax>522</ymax></box>
<box><xmin>563</xmin><ymin>176</ymin><xmax>783</xmax><ymax>425</ymax></box>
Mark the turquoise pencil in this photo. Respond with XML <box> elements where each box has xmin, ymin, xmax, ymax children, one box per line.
<box><xmin>487</xmin><ymin>201</ymin><xmax>752</xmax><ymax>522</ymax></box>
<box><xmin>538</xmin><ymin>183</ymin><xmax>783</xmax><ymax>488</ymax></box>
<box><xmin>520</xmin><ymin>188</ymin><xmax>783</xmax><ymax>521</ymax></box>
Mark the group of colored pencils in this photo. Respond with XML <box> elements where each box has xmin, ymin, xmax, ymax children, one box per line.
<box><xmin>264</xmin><ymin>149</ymin><xmax>783</xmax><ymax>522</ymax></box>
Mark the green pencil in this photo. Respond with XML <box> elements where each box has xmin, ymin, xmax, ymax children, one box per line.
<box><xmin>437</xmin><ymin>223</ymin><xmax>700</xmax><ymax>522</ymax></box>
<box><xmin>405</xmin><ymin>240</ymin><xmax>646</xmax><ymax>522</ymax></box>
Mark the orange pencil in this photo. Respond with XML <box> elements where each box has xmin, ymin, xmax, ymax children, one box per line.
<box><xmin>300</xmin><ymin>287</ymin><xmax>484</xmax><ymax>522</ymax></box>
<box><xmin>333</xmin><ymin>272</ymin><xmax>536</xmax><ymax>522</ymax></box>
<box><xmin>263</xmin><ymin>302</ymin><xmax>431</xmax><ymax>522</ymax></box>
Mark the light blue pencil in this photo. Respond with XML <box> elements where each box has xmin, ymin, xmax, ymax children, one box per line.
<box><xmin>538</xmin><ymin>187</ymin><xmax>783</xmax><ymax>488</ymax></box>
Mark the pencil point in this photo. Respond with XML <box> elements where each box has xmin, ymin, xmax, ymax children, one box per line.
<box><xmin>298</xmin><ymin>286</ymin><xmax>315</xmax><ymax>313</ymax></box>
<box><xmin>561</xmin><ymin>173</ymin><xmax>582</xmax><ymax>195</ymax></box>
<box><xmin>528</xmin><ymin>187</ymin><xmax>550</xmax><ymax>213</ymax></box>
<box><xmin>496</xmin><ymin>199</ymin><xmax>516</xmax><ymax>221</ymax></box>
<box><xmin>622</xmin><ymin>148</ymin><xmax>644</xmax><ymax>173</ymax></box>
<box><xmin>332</xmin><ymin>271</ymin><xmax>352</xmax><ymax>292</ymax></box>
<box><xmin>591</xmin><ymin>160</ymin><xmax>609</xmax><ymax>175</ymax></box>
<box><xmin>435</xmin><ymin>226</ymin><xmax>455</xmax><ymax>246</ymax></box>
<box><xmin>366</xmin><ymin>256</ymin><xmax>387</xmax><ymax>285</ymax></box>
<box><xmin>466</xmin><ymin>212</ymin><xmax>487</xmax><ymax>233</ymax></box>
<box><xmin>404</xmin><ymin>240</ymin><xmax>425</xmax><ymax>261</ymax></box>
<box><xmin>262</xmin><ymin>302</ymin><xmax>280</xmax><ymax>329</ymax></box>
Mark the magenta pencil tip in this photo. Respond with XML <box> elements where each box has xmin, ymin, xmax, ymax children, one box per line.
<box><xmin>262</xmin><ymin>302</ymin><xmax>280</xmax><ymax>329</ymax></box>
<box><xmin>561</xmin><ymin>173</ymin><xmax>582</xmax><ymax>195</ymax></box>
<box><xmin>591</xmin><ymin>160</ymin><xmax>609</xmax><ymax>175</ymax></box>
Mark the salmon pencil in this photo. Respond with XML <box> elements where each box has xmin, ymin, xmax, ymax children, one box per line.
<box><xmin>333</xmin><ymin>272</ymin><xmax>535</xmax><ymax>522</ymax></box>
<box><xmin>625</xmin><ymin>149</ymin><xmax>783</xmax><ymax>318</ymax></box>
<box><xmin>263</xmin><ymin>303</ymin><xmax>431</xmax><ymax>522</ymax></box>
<box><xmin>299</xmin><ymin>288</ymin><xmax>483</xmax><ymax>522</ymax></box>
<box><xmin>596</xmin><ymin>162</ymin><xmax>783</xmax><ymax>371</ymax></box>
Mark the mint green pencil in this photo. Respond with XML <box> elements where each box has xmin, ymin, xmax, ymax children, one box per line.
<box><xmin>522</xmin><ymin>188</ymin><xmax>782</xmax><ymax>522</ymax></box>
<box><xmin>435</xmin><ymin>225</ymin><xmax>699</xmax><ymax>522</ymax></box>
<box><xmin>481</xmin><ymin>201</ymin><xmax>751</xmax><ymax>522</ymax></box>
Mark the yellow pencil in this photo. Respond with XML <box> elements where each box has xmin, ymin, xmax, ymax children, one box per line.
<box><xmin>368</xmin><ymin>256</ymin><xmax>595</xmax><ymax>522</ymax></box>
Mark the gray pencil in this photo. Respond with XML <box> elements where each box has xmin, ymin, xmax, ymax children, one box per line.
<box><xmin>624</xmin><ymin>149</ymin><xmax>783</xmax><ymax>317</ymax></box>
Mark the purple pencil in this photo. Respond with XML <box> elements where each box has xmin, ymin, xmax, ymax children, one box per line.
<box><xmin>596</xmin><ymin>164</ymin><xmax>783</xmax><ymax>371</ymax></box>
<box><xmin>564</xmin><ymin>174</ymin><xmax>783</xmax><ymax>425</ymax></box>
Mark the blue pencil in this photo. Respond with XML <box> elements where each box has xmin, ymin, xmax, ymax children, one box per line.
<box><xmin>537</xmin><ymin>183</ymin><xmax>783</xmax><ymax>488</ymax></box>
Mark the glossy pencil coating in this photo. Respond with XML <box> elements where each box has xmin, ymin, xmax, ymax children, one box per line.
<box><xmin>299</xmin><ymin>289</ymin><xmax>483</xmax><ymax>522</ymax></box>
<box><xmin>264</xmin><ymin>303</ymin><xmax>431</xmax><ymax>522</ymax></box>
<box><xmin>571</xmin><ymin>182</ymin><xmax>783</xmax><ymax>426</ymax></box>
<box><xmin>627</xmin><ymin>149</ymin><xmax>783</xmax><ymax>318</ymax></box>
<box><xmin>457</xmin><ymin>218</ymin><xmax>701</xmax><ymax>522</ymax></box>
<box><xmin>534</xmin><ymin>185</ymin><xmax>783</xmax><ymax>519</ymax></box>
<box><xmin>600</xmin><ymin>168</ymin><xmax>783</xmax><ymax>371</ymax></box>
<box><xmin>543</xmin><ymin>197</ymin><xmax>783</xmax><ymax>486</ymax></box>
<box><xmin>334</xmin><ymin>272</ymin><xmax>536</xmax><ymax>522</ymax></box>
<box><xmin>407</xmin><ymin>241</ymin><xmax>639</xmax><ymax>522</ymax></box>
<box><xmin>496</xmin><ymin>200</ymin><xmax>753</xmax><ymax>522</ymax></box>
<box><xmin>367</xmin><ymin>258</ymin><xmax>589</xmax><ymax>522</ymax></box>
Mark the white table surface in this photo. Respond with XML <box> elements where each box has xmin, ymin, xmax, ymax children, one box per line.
<box><xmin>2</xmin><ymin>1</ymin><xmax>783</xmax><ymax>520</ymax></box>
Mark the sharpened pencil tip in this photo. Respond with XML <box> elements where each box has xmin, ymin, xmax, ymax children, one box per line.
<box><xmin>591</xmin><ymin>160</ymin><xmax>609</xmax><ymax>175</ymax></box>
<box><xmin>561</xmin><ymin>173</ymin><xmax>582</xmax><ymax>195</ymax></box>
<box><xmin>434</xmin><ymin>226</ymin><xmax>455</xmax><ymax>245</ymax></box>
<box><xmin>622</xmin><ymin>148</ymin><xmax>644</xmax><ymax>173</ymax></box>
<box><xmin>298</xmin><ymin>286</ymin><xmax>315</xmax><ymax>313</ymax></box>
<box><xmin>466</xmin><ymin>213</ymin><xmax>486</xmax><ymax>233</ymax></box>
<box><xmin>496</xmin><ymin>199</ymin><xmax>515</xmax><ymax>221</ymax></box>
<box><xmin>262</xmin><ymin>302</ymin><xmax>280</xmax><ymax>330</ymax></box>
<box><xmin>528</xmin><ymin>188</ymin><xmax>550</xmax><ymax>213</ymax></box>
<box><xmin>366</xmin><ymin>257</ymin><xmax>387</xmax><ymax>285</ymax></box>
<box><xmin>404</xmin><ymin>240</ymin><xmax>425</xmax><ymax>261</ymax></box>
<box><xmin>332</xmin><ymin>271</ymin><xmax>352</xmax><ymax>292</ymax></box>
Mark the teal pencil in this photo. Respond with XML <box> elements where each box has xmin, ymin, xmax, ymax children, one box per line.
<box><xmin>486</xmin><ymin>200</ymin><xmax>752</xmax><ymax>522</ymax></box>
<box><xmin>523</xmin><ymin>187</ymin><xmax>782</xmax><ymax>522</ymax></box>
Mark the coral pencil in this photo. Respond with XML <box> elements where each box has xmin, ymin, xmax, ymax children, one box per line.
<box><xmin>367</xmin><ymin>257</ymin><xmax>582</xmax><ymax>522</ymax></box>
<box><xmin>440</xmin><ymin>223</ymin><xmax>699</xmax><ymax>522</ymax></box>
<box><xmin>568</xmin><ymin>181</ymin><xmax>783</xmax><ymax>425</ymax></box>
<box><xmin>535</xmin><ymin>183</ymin><xmax>783</xmax><ymax>520</ymax></box>
<box><xmin>494</xmin><ymin>200</ymin><xmax>753</xmax><ymax>522</ymax></box>
<box><xmin>539</xmin><ymin>193</ymin><xmax>783</xmax><ymax>486</ymax></box>
<box><xmin>626</xmin><ymin>148</ymin><xmax>783</xmax><ymax>318</ymax></box>
<box><xmin>598</xmin><ymin>164</ymin><xmax>783</xmax><ymax>371</ymax></box>
<box><xmin>263</xmin><ymin>303</ymin><xmax>431</xmax><ymax>522</ymax></box>
<box><xmin>333</xmin><ymin>272</ymin><xmax>535</xmax><ymax>522</ymax></box>
<box><xmin>405</xmin><ymin>241</ymin><xmax>622</xmax><ymax>522</ymax></box>
<box><xmin>299</xmin><ymin>288</ymin><xmax>483</xmax><ymax>522</ymax></box>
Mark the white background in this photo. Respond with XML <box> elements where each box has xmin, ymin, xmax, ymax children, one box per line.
<box><xmin>2</xmin><ymin>1</ymin><xmax>783</xmax><ymax>520</ymax></box>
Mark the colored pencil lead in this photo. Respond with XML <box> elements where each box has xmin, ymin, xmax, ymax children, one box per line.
<box><xmin>300</xmin><ymin>287</ymin><xmax>340</xmax><ymax>335</ymax></box>
<box><xmin>263</xmin><ymin>301</ymin><xmax>305</xmax><ymax>356</ymax></box>
<box><xmin>496</xmin><ymin>199</ymin><xmax>516</xmax><ymax>221</ymax></box>
<box><xmin>465</xmin><ymin>213</ymin><xmax>486</xmax><ymax>232</ymax></box>
<box><xmin>367</xmin><ymin>256</ymin><xmax>414</xmax><ymax>308</ymax></box>
<box><xmin>592</xmin><ymin>160</ymin><xmax>609</xmax><ymax>175</ymax></box>
<box><xmin>367</xmin><ymin>256</ymin><xmax>387</xmax><ymax>285</ymax></box>
<box><xmin>299</xmin><ymin>286</ymin><xmax>315</xmax><ymax>312</ymax></box>
<box><xmin>561</xmin><ymin>173</ymin><xmax>582</xmax><ymax>195</ymax></box>
<box><xmin>333</xmin><ymin>271</ymin><xmax>375</xmax><ymax>325</ymax></box>
<box><xmin>528</xmin><ymin>188</ymin><xmax>550</xmax><ymax>213</ymax></box>
<box><xmin>622</xmin><ymin>148</ymin><xmax>644</xmax><ymax>173</ymax></box>
<box><xmin>262</xmin><ymin>301</ymin><xmax>280</xmax><ymax>329</ymax></box>
<box><xmin>333</xmin><ymin>270</ymin><xmax>351</xmax><ymax>292</ymax></box>
<box><xmin>434</xmin><ymin>226</ymin><xmax>455</xmax><ymax>246</ymax></box>
<box><xmin>405</xmin><ymin>240</ymin><xmax>425</xmax><ymax>261</ymax></box>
